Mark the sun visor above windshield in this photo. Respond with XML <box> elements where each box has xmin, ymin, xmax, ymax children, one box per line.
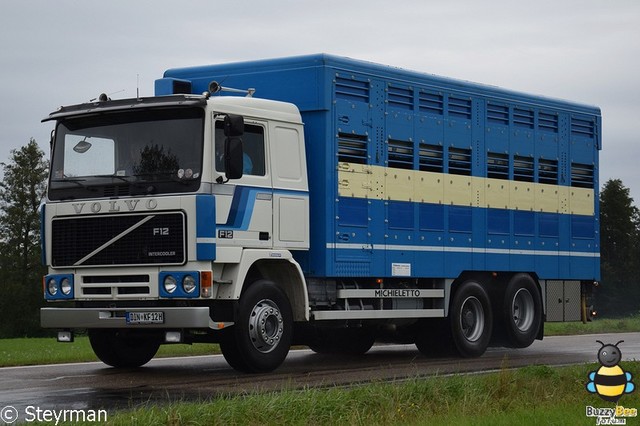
<box><xmin>42</xmin><ymin>95</ymin><xmax>207</xmax><ymax>123</ymax></box>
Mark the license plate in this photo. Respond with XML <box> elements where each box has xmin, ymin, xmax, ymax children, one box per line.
<box><xmin>126</xmin><ymin>311</ymin><xmax>164</xmax><ymax>325</ymax></box>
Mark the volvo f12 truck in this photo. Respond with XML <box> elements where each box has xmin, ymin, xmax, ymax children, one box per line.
<box><xmin>41</xmin><ymin>54</ymin><xmax>601</xmax><ymax>372</ymax></box>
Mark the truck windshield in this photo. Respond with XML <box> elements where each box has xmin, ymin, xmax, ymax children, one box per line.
<box><xmin>49</xmin><ymin>107</ymin><xmax>204</xmax><ymax>200</ymax></box>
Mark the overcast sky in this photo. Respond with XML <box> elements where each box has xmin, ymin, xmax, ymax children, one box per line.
<box><xmin>1</xmin><ymin>0</ymin><xmax>639</xmax><ymax>201</ymax></box>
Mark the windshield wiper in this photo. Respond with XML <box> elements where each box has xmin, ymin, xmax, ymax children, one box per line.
<box><xmin>94</xmin><ymin>174</ymin><xmax>132</xmax><ymax>183</ymax></box>
<box><xmin>51</xmin><ymin>178</ymin><xmax>98</xmax><ymax>191</ymax></box>
<box><xmin>94</xmin><ymin>174</ymin><xmax>159</xmax><ymax>194</ymax></box>
<box><xmin>133</xmin><ymin>172</ymin><xmax>195</xmax><ymax>186</ymax></box>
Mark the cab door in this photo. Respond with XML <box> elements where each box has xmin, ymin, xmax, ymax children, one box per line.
<box><xmin>214</xmin><ymin>119</ymin><xmax>273</xmax><ymax>249</ymax></box>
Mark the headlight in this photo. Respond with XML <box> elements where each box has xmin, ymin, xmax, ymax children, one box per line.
<box><xmin>47</xmin><ymin>278</ymin><xmax>58</xmax><ymax>296</ymax></box>
<box><xmin>60</xmin><ymin>278</ymin><xmax>72</xmax><ymax>295</ymax></box>
<box><xmin>163</xmin><ymin>275</ymin><xmax>177</xmax><ymax>293</ymax></box>
<box><xmin>183</xmin><ymin>275</ymin><xmax>197</xmax><ymax>294</ymax></box>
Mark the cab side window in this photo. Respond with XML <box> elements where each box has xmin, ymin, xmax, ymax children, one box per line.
<box><xmin>215</xmin><ymin>121</ymin><xmax>266</xmax><ymax>176</ymax></box>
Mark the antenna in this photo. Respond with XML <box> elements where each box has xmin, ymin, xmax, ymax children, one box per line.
<box><xmin>137</xmin><ymin>74</ymin><xmax>140</xmax><ymax>99</ymax></box>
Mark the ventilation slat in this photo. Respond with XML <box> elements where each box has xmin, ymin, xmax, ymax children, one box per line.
<box><xmin>571</xmin><ymin>162</ymin><xmax>594</xmax><ymax>188</ymax></box>
<box><xmin>539</xmin><ymin>111</ymin><xmax>558</xmax><ymax>133</ymax></box>
<box><xmin>538</xmin><ymin>159</ymin><xmax>558</xmax><ymax>184</ymax></box>
<box><xmin>419</xmin><ymin>143</ymin><xmax>443</xmax><ymax>172</ymax></box>
<box><xmin>448</xmin><ymin>96</ymin><xmax>472</xmax><ymax>119</ymax></box>
<box><xmin>513</xmin><ymin>156</ymin><xmax>534</xmax><ymax>182</ymax></box>
<box><xmin>418</xmin><ymin>91</ymin><xmax>444</xmax><ymax>115</ymax></box>
<box><xmin>448</xmin><ymin>147</ymin><xmax>472</xmax><ymax>175</ymax></box>
<box><xmin>487</xmin><ymin>103</ymin><xmax>509</xmax><ymax>125</ymax></box>
<box><xmin>335</xmin><ymin>76</ymin><xmax>370</xmax><ymax>103</ymax></box>
<box><xmin>487</xmin><ymin>152</ymin><xmax>509</xmax><ymax>179</ymax></box>
<box><xmin>338</xmin><ymin>133</ymin><xmax>368</xmax><ymax>164</ymax></box>
<box><xmin>513</xmin><ymin>108</ymin><xmax>534</xmax><ymax>129</ymax></box>
<box><xmin>388</xmin><ymin>139</ymin><xmax>414</xmax><ymax>169</ymax></box>
<box><xmin>388</xmin><ymin>85</ymin><xmax>413</xmax><ymax>110</ymax></box>
<box><xmin>571</xmin><ymin>117</ymin><xmax>595</xmax><ymax>139</ymax></box>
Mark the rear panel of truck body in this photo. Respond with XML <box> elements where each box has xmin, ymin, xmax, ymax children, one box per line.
<box><xmin>158</xmin><ymin>54</ymin><xmax>601</xmax><ymax>282</ymax></box>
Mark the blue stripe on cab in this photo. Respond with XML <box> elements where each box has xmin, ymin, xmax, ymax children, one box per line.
<box><xmin>196</xmin><ymin>194</ymin><xmax>216</xmax><ymax>260</ymax></box>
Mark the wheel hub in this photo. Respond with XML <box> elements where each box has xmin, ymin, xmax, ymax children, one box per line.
<box><xmin>248</xmin><ymin>299</ymin><xmax>284</xmax><ymax>353</ymax></box>
<box><xmin>512</xmin><ymin>288</ymin><xmax>535</xmax><ymax>332</ymax></box>
<box><xmin>460</xmin><ymin>296</ymin><xmax>484</xmax><ymax>342</ymax></box>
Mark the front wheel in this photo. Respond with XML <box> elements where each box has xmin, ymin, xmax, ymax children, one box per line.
<box><xmin>220</xmin><ymin>280</ymin><xmax>293</xmax><ymax>373</ymax></box>
<box><xmin>450</xmin><ymin>280</ymin><xmax>493</xmax><ymax>358</ymax></box>
<box><xmin>88</xmin><ymin>329</ymin><xmax>160</xmax><ymax>368</ymax></box>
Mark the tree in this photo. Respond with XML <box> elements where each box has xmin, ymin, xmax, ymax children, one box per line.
<box><xmin>0</xmin><ymin>139</ymin><xmax>49</xmax><ymax>337</ymax></box>
<box><xmin>598</xmin><ymin>179</ymin><xmax>640</xmax><ymax>316</ymax></box>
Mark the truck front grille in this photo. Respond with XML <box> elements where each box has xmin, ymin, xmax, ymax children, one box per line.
<box><xmin>51</xmin><ymin>212</ymin><xmax>185</xmax><ymax>267</ymax></box>
<box><xmin>79</xmin><ymin>274</ymin><xmax>151</xmax><ymax>298</ymax></box>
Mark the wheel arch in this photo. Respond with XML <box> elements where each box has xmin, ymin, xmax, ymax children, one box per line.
<box><xmin>448</xmin><ymin>271</ymin><xmax>495</xmax><ymax>313</ymax></box>
<box><xmin>451</xmin><ymin>271</ymin><xmax>542</xmax><ymax>305</ymax></box>
<box><xmin>245</xmin><ymin>258</ymin><xmax>309</xmax><ymax>322</ymax></box>
<box><xmin>216</xmin><ymin>249</ymin><xmax>309</xmax><ymax>322</ymax></box>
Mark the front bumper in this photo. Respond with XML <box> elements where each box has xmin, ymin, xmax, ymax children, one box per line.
<box><xmin>41</xmin><ymin>307</ymin><xmax>212</xmax><ymax>329</ymax></box>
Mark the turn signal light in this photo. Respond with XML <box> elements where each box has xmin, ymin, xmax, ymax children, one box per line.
<box><xmin>201</xmin><ymin>271</ymin><xmax>213</xmax><ymax>298</ymax></box>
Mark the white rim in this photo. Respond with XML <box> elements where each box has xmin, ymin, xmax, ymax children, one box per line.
<box><xmin>459</xmin><ymin>296</ymin><xmax>485</xmax><ymax>342</ymax></box>
<box><xmin>248</xmin><ymin>299</ymin><xmax>284</xmax><ymax>353</ymax></box>
<box><xmin>512</xmin><ymin>288</ymin><xmax>535</xmax><ymax>332</ymax></box>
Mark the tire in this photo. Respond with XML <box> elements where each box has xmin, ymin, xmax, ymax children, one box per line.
<box><xmin>88</xmin><ymin>329</ymin><xmax>160</xmax><ymax>368</ymax></box>
<box><xmin>503</xmin><ymin>274</ymin><xmax>542</xmax><ymax>348</ymax></box>
<box><xmin>308</xmin><ymin>328</ymin><xmax>375</xmax><ymax>355</ymax></box>
<box><xmin>220</xmin><ymin>280</ymin><xmax>293</xmax><ymax>373</ymax></box>
<box><xmin>450</xmin><ymin>280</ymin><xmax>493</xmax><ymax>358</ymax></box>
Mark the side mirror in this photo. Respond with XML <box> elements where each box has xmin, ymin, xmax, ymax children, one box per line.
<box><xmin>224</xmin><ymin>114</ymin><xmax>244</xmax><ymax>137</ymax></box>
<box><xmin>224</xmin><ymin>137</ymin><xmax>243</xmax><ymax>180</ymax></box>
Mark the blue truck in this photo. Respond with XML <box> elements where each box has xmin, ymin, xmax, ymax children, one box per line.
<box><xmin>41</xmin><ymin>54</ymin><xmax>600</xmax><ymax>372</ymax></box>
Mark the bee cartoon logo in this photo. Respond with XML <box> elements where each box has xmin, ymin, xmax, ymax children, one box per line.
<box><xmin>586</xmin><ymin>340</ymin><xmax>635</xmax><ymax>403</ymax></box>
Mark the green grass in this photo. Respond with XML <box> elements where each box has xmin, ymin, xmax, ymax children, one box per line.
<box><xmin>544</xmin><ymin>313</ymin><xmax>640</xmax><ymax>336</ymax></box>
<box><xmin>101</xmin><ymin>362</ymin><xmax>639</xmax><ymax>425</ymax></box>
<box><xmin>0</xmin><ymin>335</ymin><xmax>219</xmax><ymax>367</ymax></box>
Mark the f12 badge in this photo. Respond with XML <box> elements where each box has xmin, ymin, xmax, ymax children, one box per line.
<box><xmin>218</xmin><ymin>230</ymin><xmax>234</xmax><ymax>239</ymax></box>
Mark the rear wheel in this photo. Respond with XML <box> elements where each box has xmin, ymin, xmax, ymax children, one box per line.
<box><xmin>88</xmin><ymin>329</ymin><xmax>160</xmax><ymax>368</ymax></box>
<box><xmin>503</xmin><ymin>274</ymin><xmax>542</xmax><ymax>348</ymax></box>
<box><xmin>450</xmin><ymin>280</ymin><xmax>493</xmax><ymax>357</ymax></box>
<box><xmin>220</xmin><ymin>280</ymin><xmax>293</xmax><ymax>373</ymax></box>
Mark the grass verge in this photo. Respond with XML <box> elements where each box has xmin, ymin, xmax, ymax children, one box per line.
<box><xmin>0</xmin><ymin>335</ymin><xmax>219</xmax><ymax>367</ymax></box>
<box><xmin>544</xmin><ymin>313</ymin><xmax>640</xmax><ymax>336</ymax></box>
<box><xmin>103</xmin><ymin>362</ymin><xmax>639</xmax><ymax>425</ymax></box>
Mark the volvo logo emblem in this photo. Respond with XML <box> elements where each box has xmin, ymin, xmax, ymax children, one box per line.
<box><xmin>71</xmin><ymin>199</ymin><xmax>158</xmax><ymax>214</ymax></box>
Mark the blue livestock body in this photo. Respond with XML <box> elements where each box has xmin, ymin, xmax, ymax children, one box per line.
<box><xmin>157</xmin><ymin>54</ymin><xmax>601</xmax><ymax>281</ymax></box>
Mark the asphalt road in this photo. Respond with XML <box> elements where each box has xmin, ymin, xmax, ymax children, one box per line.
<box><xmin>1</xmin><ymin>332</ymin><xmax>639</xmax><ymax>417</ymax></box>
